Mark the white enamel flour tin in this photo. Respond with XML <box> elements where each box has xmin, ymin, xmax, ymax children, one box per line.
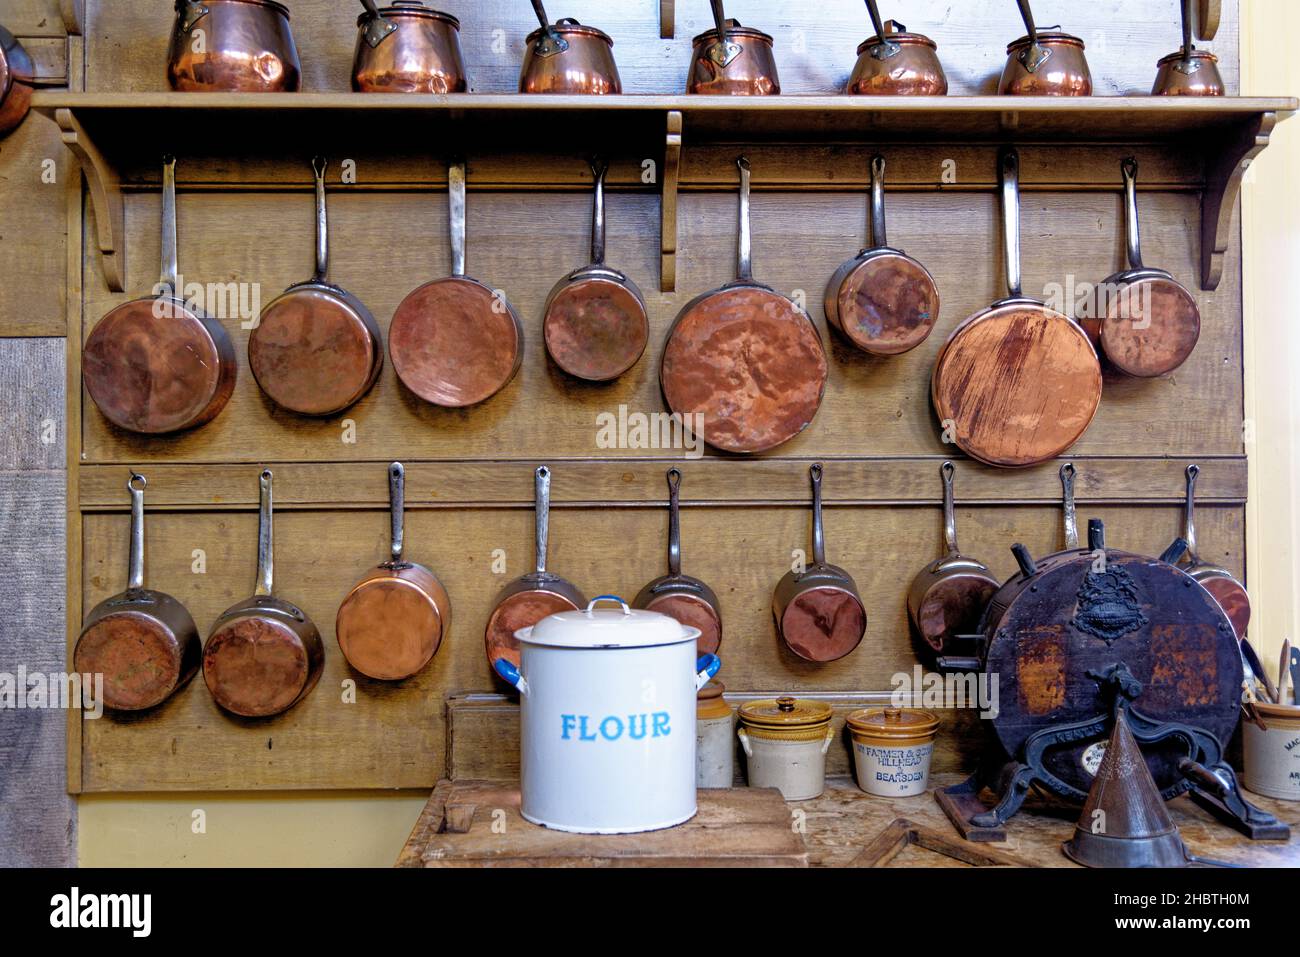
<box><xmin>494</xmin><ymin>596</ymin><xmax>720</xmax><ymax>834</ymax></box>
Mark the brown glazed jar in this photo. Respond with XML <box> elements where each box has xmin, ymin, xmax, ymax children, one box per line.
<box><xmin>352</xmin><ymin>2</ymin><xmax>468</xmax><ymax>93</ymax></box>
<box><xmin>999</xmin><ymin>31</ymin><xmax>1092</xmax><ymax>96</ymax></box>
<box><xmin>847</xmin><ymin>23</ymin><xmax>947</xmax><ymax>95</ymax></box>
<box><xmin>519</xmin><ymin>20</ymin><xmax>621</xmax><ymax>94</ymax></box>
<box><xmin>167</xmin><ymin>0</ymin><xmax>301</xmax><ymax>93</ymax></box>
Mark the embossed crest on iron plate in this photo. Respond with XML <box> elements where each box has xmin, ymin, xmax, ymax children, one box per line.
<box><xmin>1072</xmin><ymin>565</ymin><xmax>1148</xmax><ymax>643</ymax></box>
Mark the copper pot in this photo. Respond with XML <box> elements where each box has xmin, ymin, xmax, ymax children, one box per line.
<box><xmin>847</xmin><ymin>0</ymin><xmax>947</xmax><ymax>96</ymax></box>
<box><xmin>687</xmin><ymin>0</ymin><xmax>778</xmax><ymax>95</ymax></box>
<box><xmin>519</xmin><ymin>1</ymin><xmax>620</xmax><ymax>95</ymax></box>
<box><xmin>1180</xmin><ymin>464</ymin><xmax>1250</xmax><ymax>640</ymax></box>
<box><xmin>0</xmin><ymin>24</ymin><xmax>34</xmax><ymax>137</ymax></box>
<box><xmin>353</xmin><ymin>0</ymin><xmax>467</xmax><ymax>94</ymax></box>
<box><xmin>168</xmin><ymin>0</ymin><xmax>301</xmax><ymax>93</ymax></box>
<box><xmin>1152</xmin><ymin>0</ymin><xmax>1223</xmax><ymax>96</ymax></box>
<box><xmin>998</xmin><ymin>0</ymin><xmax>1091</xmax><ymax>96</ymax></box>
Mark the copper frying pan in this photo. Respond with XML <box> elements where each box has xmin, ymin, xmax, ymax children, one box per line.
<box><xmin>73</xmin><ymin>473</ymin><xmax>202</xmax><ymax>711</ymax></box>
<box><xmin>931</xmin><ymin>148</ymin><xmax>1101</xmax><ymax>468</ymax></box>
<box><xmin>83</xmin><ymin>156</ymin><xmax>237</xmax><ymax>435</ymax></box>
<box><xmin>203</xmin><ymin>469</ymin><xmax>324</xmax><ymax>717</ymax></box>
<box><xmin>543</xmin><ymin>157</ymin><xmax>649</xmax><ymax>382</ymax></box>
<box><xmin>336</xmin><ymin>462</ymin><xmax>451</xmax><ymax>680</ymax></box>
<box><xmin>825</xmin><ymin>154</ymin><xmax>939</xmax><ymax>356</ymax></box>
<box><xmin>389</xmin><ymin>159</ymin><xmax>524</xmax><ymax>407</ymax></box>
<box><xmin>1180</xmin><ymin>464</ymin><xmax>1250</xmax><ymax>639</ymax></box>
<box><xmin>1080</xmin><ymin>157</ymin><xmax>1200</xmax><ymax>377</ymax></box>
<box><xmin>661</xmin><ymin>157</ymin><xmax>828</xmax><ymax>454</ymax></box>
<box><xmin>484</xmin><ymin>466</ymin><xmax>586</xmax><ymax>672</ymax></box>
<box><xmin>249</xmin><ymin>157</ymin><xmax>384</xmax><ymax>416</ymax></box>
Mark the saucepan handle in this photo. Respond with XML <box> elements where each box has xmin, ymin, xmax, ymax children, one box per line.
<box><xmin>695</xmin><ymin>653</ymin><xmax>722</xmax><ymax>691</ymax></box>
<box><xmin>493</xmin><ymin>658</ymin><xmax>529</xmax><ymax>696</ymax></box>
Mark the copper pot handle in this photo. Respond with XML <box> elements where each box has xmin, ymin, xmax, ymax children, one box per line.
<box><xmin>809</xmin><ymin>463</ymin><xmax>827</xmax><ymax>566</ymax></box>
<box><xmin>534</xmin><ymin>465</ymin><xmax>551</xmax><ymax>575</ymax></box>
<box><xmin>864</xmin><ymin>0</ymin><xmax>901</xmax><ymax>59</ymax></box>
<box><xmin>389</xmin><ymin>462</ymin><xmax>406</xmax><ymax>563</ymax></box>
<box><xmin>175</xmin><ymin>0</ymin><xmax>210</xmax><ymax>35</ymax></box>
<box><xmin>255</xmin><ymin>468</ymin><xmax>275</xmax><ymax>597</ymax></box>
<box><xmin>1060</xmin><ymin>462</ymin><xmax>1078</xmax><ymax>549</ymax></box>
<box><xmin>530</xmin><ymin>0</ymin><xmax>569</xmax><ymax>56</ymax></box>
<box><xmin>999</xmin><ymin>148</ymin><xmax>1023</xmax><ymax>299</ymax></box>
<box><xmin>1015</xmin><ymin>0</ymin><xmax>1051</xmax><ymax>73</ymax></box>
<box><xmin>1183</xmin><ymin>464</ymin><xmax>1201</xmax><ymax>562</ymax></box>
<box><xmin>359</xmin><ymin>0</ymin><xmax>398</xmax><ymax>48</ymax></box>
<box><xmin>311</xmin><ymin>156</ymin><xmax>329</xmax><ymax>283</ymax></box>
<box><xmin>708</xmin><ymin>0</ymin><xmax>742</xmax><ymax>67</ymax></box>
<box><xmin>159</xmin><ymin>155</ymin><xmax>179</xmax><ymax>298</ymax></box>
<box><xmin>127</xmin><ymin>472</ymin><xmax>147</xmax><ymax>590</ymax></box>
<box><xmin>667</xmin><ymin>467</ymin><xmax>683</xmax><ymax>577</ymax></box>
<box><xmin>940</xmin><ymin>461</ymin><xmax>960</xmax><ymax>558</ymax></box>
<box><xmin>736</xmin><ymin>156</ymin><xmax>753</xmax><ymax>282</ymax></box>
<box><xmin>589</xmin><ymin>156</ymin><xmax>608</xmax><ymax>266</ymax></box>
<box><xmin>1121</xmin><ymin>157</ymin><xmax>1145</xmax><ymax>271</ymax></box>
<box><xmin>448</xmin><ymin>158</ymin><xmax>467</xmax><ymax>278</ymax></box>
<box><xmin>1175</xmin><ymin>0</ymin><xmax>1202</xmax><ymax>74</ymax></box>
<box><xmin>868</xmin><ymin>153</ymin><xmax>887</xmax><ymax>249</ymax></box>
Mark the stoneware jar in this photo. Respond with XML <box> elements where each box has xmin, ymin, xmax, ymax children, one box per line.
<box><xmin>738</xmin><ymin>696</ymin><xmax>834</xmax><ymax>801</ymax></box>
<box><xmin>696</xmin><ymin>680</ymin><xmax>734</xmax><ymax>788</ymax></box>
<box><xmin>494</xmin><ymin>596</ymin><xmax>720</xmax><ymax>833</ymax></box>
<box><xmin>1243</xmin><ymin>702</ymin><xmax>1300</xmax><ymax>801</ymax></box>
<box><xmin>847</xmin><ymin>707</ymin><xmax>940</xmax><ymax>797</ymax></box>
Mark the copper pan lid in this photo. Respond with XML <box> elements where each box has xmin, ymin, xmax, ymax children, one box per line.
<box><xmin>856</xmin><ymin>31</ymin><xmax>937</xmax><ymax>54</ymax></box>
<box><xmin>692</xmin><ymin>23</ymin><xmax>773</xmax><ymax>46</ymax></box>
<box><xmin>222</xmin><ymin>0</ymin><xmax>293</xmax><ymax>18</ymax></box>
<box><xmin>526</xmin><ymin>20</ymin><xmax>613</xmax><ymax>45</ymax></box>
<box><xmin>1006</xmin><ymin>31</ymin><xmax>1085</xmax><ymax>52</ymax></box>
<box><xmin>1156</xmin><ymin>48</ymin><xmax>1218</xmax><ymax>66</ymax></box>
<box><xmin>358</xmin><ymin>1</ymin><xmax>459</xmax><ymax>27</ymax></box>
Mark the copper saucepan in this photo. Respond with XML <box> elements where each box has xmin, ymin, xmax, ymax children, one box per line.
<box><xmin>543</xmin><ymin>158</ymin><xmax>649</xmax><ymax>382</ymax></box>
<box><xmin>930</xmin><ymin>148</ymin><xmax>1101</xmax><ymax>468</ymax></box>
<box><xmin>905</xmin><ymin>462</ymin><xmax>998</xmax><ymax>658</ymax></box>
<box><xmin>484</xmin><ymin>466</ymin><xmax>586</xmax><ymax>673</ymax></box>
<box><xmin>998</xmin><ymin>0</ymin><xmax>1091</xmax><ymax>96</ymax></box>
<box><xmin>0</xmin><ymin>24</ymin><xmax>34</xmax><ymax>137</ymax></box>
<box><xmin>73</xmin><ymin>473</ymin><xmax>202</xmax><ymax>712</ymax></box>
<box><xmin>661</xmin><ymin>157</ymin><xmax>828</xmax><ymax>454</ymax></box>
<box><xmin>389</xmin><ymin>160</ymin><xmax>524</xmax><ymax>407</ymax></box>
<box><xmin>633</xmin><ymin>468</ymin><xmax>723</xmax><ymax>655</ymax></box>
<box><xmin>825</xmin><ymin>154</ymin><xmax>940</xmax><ymax>356</ymax></box>
<box><xmin>168</xmin><ymin>0</ymin><xmax>301</xmax><ymax>92</ymax></box>
<box><xmin>846</xmin><ymin>0</ymin><xmax>948</xmax><ymax>95</ymax></box>
<box><xmin>203</xmin><ymin>469</ymin><xmax>324</xmax><ymax>718</ymax></box>
<box><xmin>336</xmin><ymin>462</ymin><xmax>451</xmax><ymax>680</ymax></box>
<box><xmin>687</xmin><ymin>0</ymin><xmax>779</xmax><ymax>95</ymax></box>
<box><xmin>84</xmin><ymin>156</ymin><xmax>237</xmax><ymax>435</ymax></box>
<box><xmin>519</xmin><ymin>0</ymin><xmax>621</xmax><ymax>94</ymax></box>
<box><xmin>1153</xmin><ymin>0</ymin><xmax>1223</xmax><ymax>96</ymax></box>
<box><xmin>250</xmin><ymin>157</ymin><xmax>384</xmax><ymax>417</ymax></box>
<box><xmin>352</xmin><ymin>0</ymin><xmax>468</xmax><ymax>93</ymax></box>
<box><xmin>1180</xmin><ymin>464</ymin><xmax>1250</xmax><ymax>640</ymax></box>
<box><xmin>772</xmin><ymin>464</ymin><xmax>866</xmax><ymax>663</ymax></box>
<box><xmin>1081</xmin><ymin>158</ymin><xmax>1200</xmax><ymax>378</ymax></box>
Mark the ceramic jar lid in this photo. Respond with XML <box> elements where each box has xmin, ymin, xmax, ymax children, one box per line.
<box><xmin>847</xmin><ymin>707</ymin><xmax>940</xmax><ymax>740</ymax></box>
<box><xmin>740</xmin><ymin>695</ymin><xmax>832</xmax><ymax>730</ymax></box>
<box><xmin>697</xmin><ymin>680</ymin><xmax>731</xmax><ymax>720</ymax></box>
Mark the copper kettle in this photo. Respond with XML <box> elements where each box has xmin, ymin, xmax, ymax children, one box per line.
<box><xmin>998</xmin><ymin>0</ymin><xmax>1091</xmax><ymax>96</ymax></box>
<box><xmin>847</xmin><ymin>0</ymin><xmax>947</xmax><ymax>96</ymax></box>
<box><xmin>687</xmin><ymin>0</ymin><xmax>779</xmax><ymax>95</ymax></box>
<box><xmin>168</xmin><ymin>0</ymin><xmax>301</xmax><ymax>92</ymax></box>
<box><xmin>1152</xmin><ymin>0</ymin><xmax>1224</xmax><ymax>95</ymax></box>
<box><xmin>353</xmin><ymin>1</ymin><xmax>468</xmax><ymax>93</ymax></box>
<box><xmin>519</xmin><ymin>0</ymin><xmax>621</xmax><ymax>94</ymax></box>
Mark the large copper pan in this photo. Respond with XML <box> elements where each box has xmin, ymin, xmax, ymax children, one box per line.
<box><xmin>389</xmin><ymin>160</ymin><xmax>524</xmax><ymax>407</ymax></box>
<box><xmin>168</xmin><ymin>0</ymin><xmax>301</xmax><ymax>92</ymax></box>
<box><xmin>250</xmin><ymin>158</ymin><xmax>383</xmax><ymax>417</ymax></box>
<box><xmin>930</xmin><ymin>148</ymin><xmax>1101</xmax><ymax>468</ymax></box>
<box><xmin>84</xmin><ymin>156</ymin><xmax>237</xmax><ymax>435</ymax></box>
<box><xmin>352</xmin><ymin>1</ymin><xmax>468</xmax><ymax>93</ymax></box>
<box><xmin>661</xmin><ymin>157</ymin><xmax>828</xmax><ymax>455</ymax></box>
<box><xmin>519</xmin><ymin>1</ymin><xmax>621</xmax><ymax>94</ymax></box>
<box><xmin>73</xmin><ymin>474</ymin><xmax>202</xmax><ymax>711</ymax></box>
<box><xmin>686</xmin><ymin>0</ymin><xmax>779</xmax><ymax>96</ymax></box>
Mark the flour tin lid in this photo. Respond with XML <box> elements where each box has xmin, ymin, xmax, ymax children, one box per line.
<box><xmin>518</xmin><ymin>595</ymin><xmax>701</xmax><ymax>649</ymax></box>
<box><xmin>739</xmin><ymin>695</ymin><xmax>833</xmax><ymax>729</ymax></box>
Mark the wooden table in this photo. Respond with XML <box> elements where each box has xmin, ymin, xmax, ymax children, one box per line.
<box><xmin>398</xmin><ymin>775</ymin><xmax>1300</xmax><ymax>868</ymax></box>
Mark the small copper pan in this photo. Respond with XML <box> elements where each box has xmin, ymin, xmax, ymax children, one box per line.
<box><xmin>661</xmin><ymin>157</ymin><xmax>828</xmax><ymax>454</ymax></box>
<box><xmin>825</xmin><ymin>154</ymin><xmax>939</xmax><ymax>356</ymax></box>
<box><xmin>336</xmin><ymin>462</ymin><xmax>451</xmax><ymax>681</ymax></box>
<box><xmin>203</xmin><ymin>469</ymin><xmax>324</xmax><ymax>718</ymax></box>
<box><xmin>633</xmin><ymin>468</ymin><xmax>722</xmax><ymax>655</ymax></box>
<box><xmin>389</xmin><ymin>160</ymin><xmax>524</xmax><ymax>407</ymax></box>
<box><xmin>84</xmin><ymin>156</ymin><xmax>237</xmax><ymax>435</ymax></box>
<box><xmin>484</xmin><ymin>466</ymin><xmax>586</xmax><ymax>673</ymax></box>
<box><xmin>1081</xmin><ymin>158</ymin><xmax>1200</xmax><ymax>378</ymax></box>
<box><xmin>905</xmin><ymin>462</ymin><xmax>998</xmax><ymax>657</ymax></box>
<box><xmin>1180</xmin><ymin>464</ymin><xmax>1250</xmax><ymax>639</ymax></box>
<box><xmin>519</xmin><ymin>1</ymin><xmax>621</xmax><ymax>94</ymax></box>
<box><xmin>1152</xmin><ymin>0</ymin><xmax>1223</xmax><ymax>96</ymax></box>
<box><xmin>998</xmin><ymin>0</ymin><xmax>1092</xmax><ymax>96</ymax></box>
<box><xmin>772</xmin><ymin>464</ymin><xmax>866</xmax><ymax>663</ymax></box>
<box><xmin>352</xmin><ymin>1</ymin><xmax>468</xmax><ymax>94</ymax></box>
<box><xmin>846</xmin><ymin>0</ymin><xmax>948</xmax><ymax>96</ymax></box>
<box><xmin>250</xmin><ymin>157</ymin><xmax>383</xmax><ymax>416</ymax></box>
<box><xmin>687</xmin><ymin>0</ymin><xmax>779</xmax><ymax>96</ymax></box>
<box><xmin>73</xmin><ymin>473</ymin><xmax>202</xmax><ymax>711</ymax></box>
<box><xmin>543</xmin><ymin>158</ymin><xmax>649</xmax><ymax>382</ymax></box>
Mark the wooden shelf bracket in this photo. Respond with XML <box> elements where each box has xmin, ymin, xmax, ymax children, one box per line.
<box><xmin>661</xmin><ymin>109</ymin><xmax>682</xmax><ymax>292</ymax></box>
<box><xmin>55</xmin><ymin>108</ymin><xmax>124</xmax><ymax>292</ymax></box>
<box><xmin>1200</xmin><ymin>111</ymin><xmax>1276</xmax><ymax>291</ymax></box>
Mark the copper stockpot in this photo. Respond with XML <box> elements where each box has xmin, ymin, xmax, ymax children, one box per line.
<box><xmin>847</xmin><ymin>0</ymin><xmax>947</xmax><ymax>96</ymax></box>
<box><xmin>1180</xmin><ymin>464</ymin><xmax>1250</xmax><ymax>640</ymax></box>
<box><xmin>687</xmin><ymin>0</ymin><xmax>778</xmax><ymax>95</ymax></box>
<box><xmin>73</xmin><ymin>474</ymin><xmax>202</xmax><ymax>712</ymax></box>
<box><xmin>204</xmin><ymin>469</ymin><xmax>324</xmax><ymax>718</ymax></box>
<box><xmin>1152</xmin><ymin>0</ymin><xmax>1223</xmax><ymax>95</ymax></box>
<box><xmin>998</xmin><ymin>0</ymin><xmax>1091</xmax><ymax>96</ymax></box>
<box><xmin>84</xmin><ymin>157</ymin><xmax>237</xmax><ymax>435</ymax></box>
<box><xmin>519</xmin><ymin>1</ymin><xmax>620</xmax><ymax>94</ymax></box>
<box><xmin>772</xmin><ymin>464</ymin><xmax>866</xmax><ymax>663</ymax></box>
<box><xmin>353</xmin><ymin>0</ymin><xmax>467</xmax><ymax>93</ymax></box>
<box><xmin>168</xmin><ymin>0</ymin><xmax>301</xmax><ymax>92</ymax></box>
<box><xmin>336</xmin><ymin>463</ymin><xmax>450</xmax><ymax>680</ymax></box>
<box><xmin>0</xmin><ymin>24</ymin><xmax>34</xmax><ymax>137</ymax></box>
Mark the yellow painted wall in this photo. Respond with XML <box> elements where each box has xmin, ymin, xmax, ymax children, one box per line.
<box><xmin>78</xmin><ymin>1</ymin><xmax>1300</xmax><ymax>867</ymax></box>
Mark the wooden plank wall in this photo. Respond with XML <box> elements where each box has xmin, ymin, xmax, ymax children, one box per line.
<box><xmin>15</xmin><ymin>0</ymin><xmax>1256</xmax><ymax>795</ymax></box>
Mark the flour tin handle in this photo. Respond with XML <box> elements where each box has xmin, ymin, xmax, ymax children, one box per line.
<box><xmin>492</xmin><ymin>658</ymin><xmax>529</xmax><ymax>696</ymax></box>
<box><xmin>695</xmin><ymin>653</ymin><xmax>722</xmax><ymax>691</ymax></box>
<box><xmin>586</xmin><ymin>595</ymin><xmax>631</xmax><ymax>615</ymax></box>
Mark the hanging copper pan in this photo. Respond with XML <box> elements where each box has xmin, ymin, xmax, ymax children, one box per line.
<box><xmin>1080</xmin><ymin>158</ymin><xmax>1200</xmax><ymax>378</ymax></box>
<box><xmin>543</xmin><ymin>157</ymin><xmax>649</xmax><ymax>382</ymax></box>
<box><xmin>633</xmin><ymin>468</ymin><xmax>722</xmax><ymax>655</ymax></box>
<box><xmin>250</xmin><ymin>157</ymin><xmax>383</xmax><ymax>416</ymax></box>
<box><xmin>336</xmin><ymin>462</ymin><xmax>451</xmax><ymax>680</ymax></box>
<box><xmin>389</xmin><ymin>159</ymin><xmax>524</xmax><ymax>407</ymax></box>
<box><xmin>661</xmin><ymin>157</ymin><xmax>828</xmax><ymax>454</ymax></box>
<box><xmin>484</xmin><ymin>466</ymin><xmax>586</xmax><ymax>673</ymax></box>
<box><xmin>1180</xmin><ymin>464</ymin><xmax>1250</xmax><ymax>639</ymax></box>
<box><xmin>772</xmin><ymin>464</ymin><xmax>866</xmax><ymax>663</ymax></box>
<box><xmin>73</xmin><ymin>473</ymin><xmax>202</xmax><ymax>711</ymax></box>
<box><xmin>84</xmin><ymin>156</ymin><xmax>237</xmax><ymax>435</ymax></box>
<box><xmin>203</xmin><ymin>469</ymin><xmax>324</xmax><ymax>717</ymax></box>
<box><xmin>931</xmin><ymin>148</ymin><xmax>1101</xmax><ymax>468</ymax></box>
<box><xmin>825</xmin><ymin>154</ymin><xmax>939</xmax><ymax>356</ymax></box>
<box><xmin>0</xmin><ymin>24</ymin><xmax>34</xmax><ymax>137</ymax></box>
